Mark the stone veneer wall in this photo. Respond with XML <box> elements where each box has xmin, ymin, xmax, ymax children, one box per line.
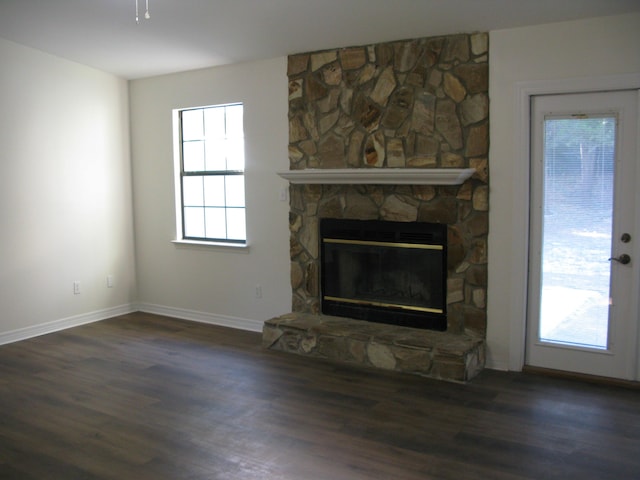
<box><xmin>287</xmin><ymin>33</ymin><xmax>489</xmax><ymax>336</ymax></box>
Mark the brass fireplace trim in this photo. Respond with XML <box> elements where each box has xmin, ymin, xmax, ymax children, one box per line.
<box><xmin>323</xmin><ymin>238</ymin><xmax>444</xmax><ymax>251</ymax></box>
<box><xmin>323</xmin><ymin>295</ymin><xmax>444</xmax><ymax>314</ymax></box>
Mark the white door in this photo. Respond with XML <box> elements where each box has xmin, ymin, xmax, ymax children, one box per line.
<box><xmin>526</xmin><ymin>90</ymin><xmax>639</xmax><ymax>380</ymax></box>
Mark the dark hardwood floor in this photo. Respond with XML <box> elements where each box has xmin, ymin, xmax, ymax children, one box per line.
<box><xmin>0</xmin><ymin>312</ymin><xmax>639</xmax><ymax>479</ymax></box>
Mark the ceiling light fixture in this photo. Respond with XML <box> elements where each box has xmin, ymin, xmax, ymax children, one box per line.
<box><xmin>135</xmin><ymin>0</ymin><xmax>151</xmax><ymax>24</ymax></box>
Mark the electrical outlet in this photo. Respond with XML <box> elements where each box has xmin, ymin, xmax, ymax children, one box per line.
<box><xmin>73</xmin><ymin>281</ymin><xmax>81</xmax><ymax>295</ymax></box>
<box><xmin>107</xmin><ymin>275</ymin><xmax>114</xmax><ymax>288</ymax></box>
<box><xmin>255</xmin><ymin>284</ymin><xmax>262</xmax><ymax>299</ymax></box>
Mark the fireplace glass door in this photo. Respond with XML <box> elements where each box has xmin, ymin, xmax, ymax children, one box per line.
<box><xmin>320</xmin><ymin>219</ymin><xmax>447</xmax><ymax>331</ymax></box>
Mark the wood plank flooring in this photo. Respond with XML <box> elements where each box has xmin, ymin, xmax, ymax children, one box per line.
<box><xmin>0</xmin><ymin>312</ymin><xmax>639</xmax><ymax>479</ymax></box>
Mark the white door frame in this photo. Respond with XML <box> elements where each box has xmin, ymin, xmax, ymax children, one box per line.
<box><xmin>509</xmin><ymin>73</ymin><xmax>640</xmax><ymax>375</ymax></box>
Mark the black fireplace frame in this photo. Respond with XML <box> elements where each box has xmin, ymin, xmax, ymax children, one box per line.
<box><xmin>320</xmin><ymin>218</ymin><xmax>447</xmax><ymax>331</ymax></box>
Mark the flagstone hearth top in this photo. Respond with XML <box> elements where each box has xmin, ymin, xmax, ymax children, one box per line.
<box><xmin>277</xmin><ymin>168</ymin><xmax>475</xmax><ymax>185</ymax></box>
<box><xmin>263</xmin><ymin>312</ymin><xmax>485</xmax><ymax>382</ymax></box>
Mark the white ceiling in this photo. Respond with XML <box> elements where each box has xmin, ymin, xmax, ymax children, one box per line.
<box><xmin>0</xmin><ymin>0</ymin><xmax>638</xmax><ymax>79</ymax></box>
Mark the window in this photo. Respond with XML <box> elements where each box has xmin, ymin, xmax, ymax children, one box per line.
<box><xmin>175</xmin><ymin>103</ymin><xmax>246</xmax><ymax>244</ymax></box>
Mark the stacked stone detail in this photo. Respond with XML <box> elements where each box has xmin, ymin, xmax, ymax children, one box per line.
<box><xmin>287</xmin><ymin>33</ymin><xmax>489</xmax><ymax>336</ymax></box>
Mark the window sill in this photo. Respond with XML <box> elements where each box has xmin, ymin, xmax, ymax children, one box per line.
<box><xmin>171</xmin><ymin>239</ymin><xmax>250</xmax><ymax>253</ymax></box>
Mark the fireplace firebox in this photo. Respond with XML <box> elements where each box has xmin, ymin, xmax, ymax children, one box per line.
<box><xmin>320</xmin><ymin>218</ymin><xmax>447</xmax><ymax>331</ymax></box>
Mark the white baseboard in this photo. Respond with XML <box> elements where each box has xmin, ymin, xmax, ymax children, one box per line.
<box><xmin>135</xmin><ymin>303</ymin><xmax>264</xmax><ymax>333</ymax></box>
<box><xmin>485</xmin><ymin>360</ymin><xmax>510</xmax><ymax>372</ymax></box>
<box><xmin>0</xmin><ymin>304</ymin><xmax>136</xmax><ymax>346</ymax></box>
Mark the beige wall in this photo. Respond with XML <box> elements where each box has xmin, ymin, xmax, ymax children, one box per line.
<box><xmin>2</xmin><ymin>13</ymin><xmax>638</xmax><ymax>371</ymax></box>
<box><xmin>488</xmin><ymin>13</ymin><xmax>640</xmax><ymax>369</ymax></box>
<box><xmin>129</xmin><ymin>13</ymin><xmax>640</xmax><ymax>368</ymax></box>
<box><xmin>0</xmin><ymin>38</ymin><xmax>136</xmax><ymax>341</ymax></box>
<box><xmin>129</xmin><ymin>57</ymin><xmax>291</xmax><ymax>329</ymax></box>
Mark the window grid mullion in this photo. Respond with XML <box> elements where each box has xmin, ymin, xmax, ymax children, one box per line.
<box><xmin>200</xmin><ymin>175</ymin><xmax>207</xmax><ymax>239</ymax></box>
<box><xmin>223</xmin><ymin>176</ymin><xmax>228</xmax><ymax>239</ymax></box>
<box><xmin>182</xmin><ymin>170</ymin><xmax>244</xmax><ymax>176</ymax></box>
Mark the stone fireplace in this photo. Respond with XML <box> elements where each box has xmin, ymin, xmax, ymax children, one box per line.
<box><xmin>263</xmin><ymin>32</ymin><xmax>488</xmax><ymax>382</ymax></box>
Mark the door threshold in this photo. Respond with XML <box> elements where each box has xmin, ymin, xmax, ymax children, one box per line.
<box><xmin>523</xmin><ymin>365</ymin><xmax>640</xmax><ymax>390</ymax></box>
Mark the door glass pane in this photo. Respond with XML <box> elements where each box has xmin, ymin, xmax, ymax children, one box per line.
<box><xmin>539</xmin><ymin>116</ymin><xmax>616</xmax><ymax>349</ymax></box>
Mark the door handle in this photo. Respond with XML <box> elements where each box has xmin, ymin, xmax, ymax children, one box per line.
<box><xmin>609</xmin><ymin>254</ymin><xmax>631</xmax><ymax>265</ymax></box>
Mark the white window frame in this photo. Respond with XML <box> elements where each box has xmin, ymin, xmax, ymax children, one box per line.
<box><xmin>172</xmin><ymin>103</ymin><xmax>248</xmax><ymax>249</ymax></box>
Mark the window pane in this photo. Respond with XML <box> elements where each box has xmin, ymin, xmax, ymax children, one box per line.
<box><xmin>226</xmin><ymin>208</ymin><xmax>246</xmax><ymax>240</ymax></box>
<box><xmin>203</xmin><ymin>176</ymin><xmax>225</xmax><ymax>207</ymax></box>
<box><xmin>182</xmin><ymin>110</ymin><xmax>204</xmax><ymax>141</ymax></box>
<box><xmin>205</xmin><ymin>208</ymin><xmax>227</xmax><ymax>239</ymax></box>
<box><xmin>184</xmin><ymin>207</ymin><xmax>205</xmax><ymax>238</ymax></box>
<box><xmin>182</xmin><ymin>176</ymin><xmax>204</xmax><ymax>207</ymax></box>
<box><xmin>226</xmin><ymin>138</ymin><xmax>245</xmax><ymax>171</ymax></box>
<box><xmin>225</xmin><ymin>175</ymin><xmax>245</xmax><ymax>207</ymax></box>
<box><xmin>205</xmin><ymin>139</ymin><xmax>227</xmax><ymax>171</ymax></box>
<box><xmin>204</xmin><ymin>107</ymin><xmax>226</xmax><ymax>140</ymax></box>
<box><xmin>225</xmin><ymin>104</ymin><xmax>244</xmax><ymax>139</ymax></box>
<box><xmin>183</xmin><ymin>141</ymin><xmax>205</xmax><ymax>172</ymax></box>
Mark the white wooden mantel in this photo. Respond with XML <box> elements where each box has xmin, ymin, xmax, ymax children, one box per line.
<box><xmin>277</xmin><ymin>168</ymin><xmax>475</xmax><ymax>185</ymax></box>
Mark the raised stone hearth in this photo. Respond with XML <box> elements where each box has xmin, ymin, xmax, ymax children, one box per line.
<box><xmin>263</xmin><ymin>313</ymin><xmax>485</xmax><ymax>382</ymax></box>
<box><xmin>263</xmin><ymin>32</ymin><xmax>489</xmax><ymax>383</ymax></box>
